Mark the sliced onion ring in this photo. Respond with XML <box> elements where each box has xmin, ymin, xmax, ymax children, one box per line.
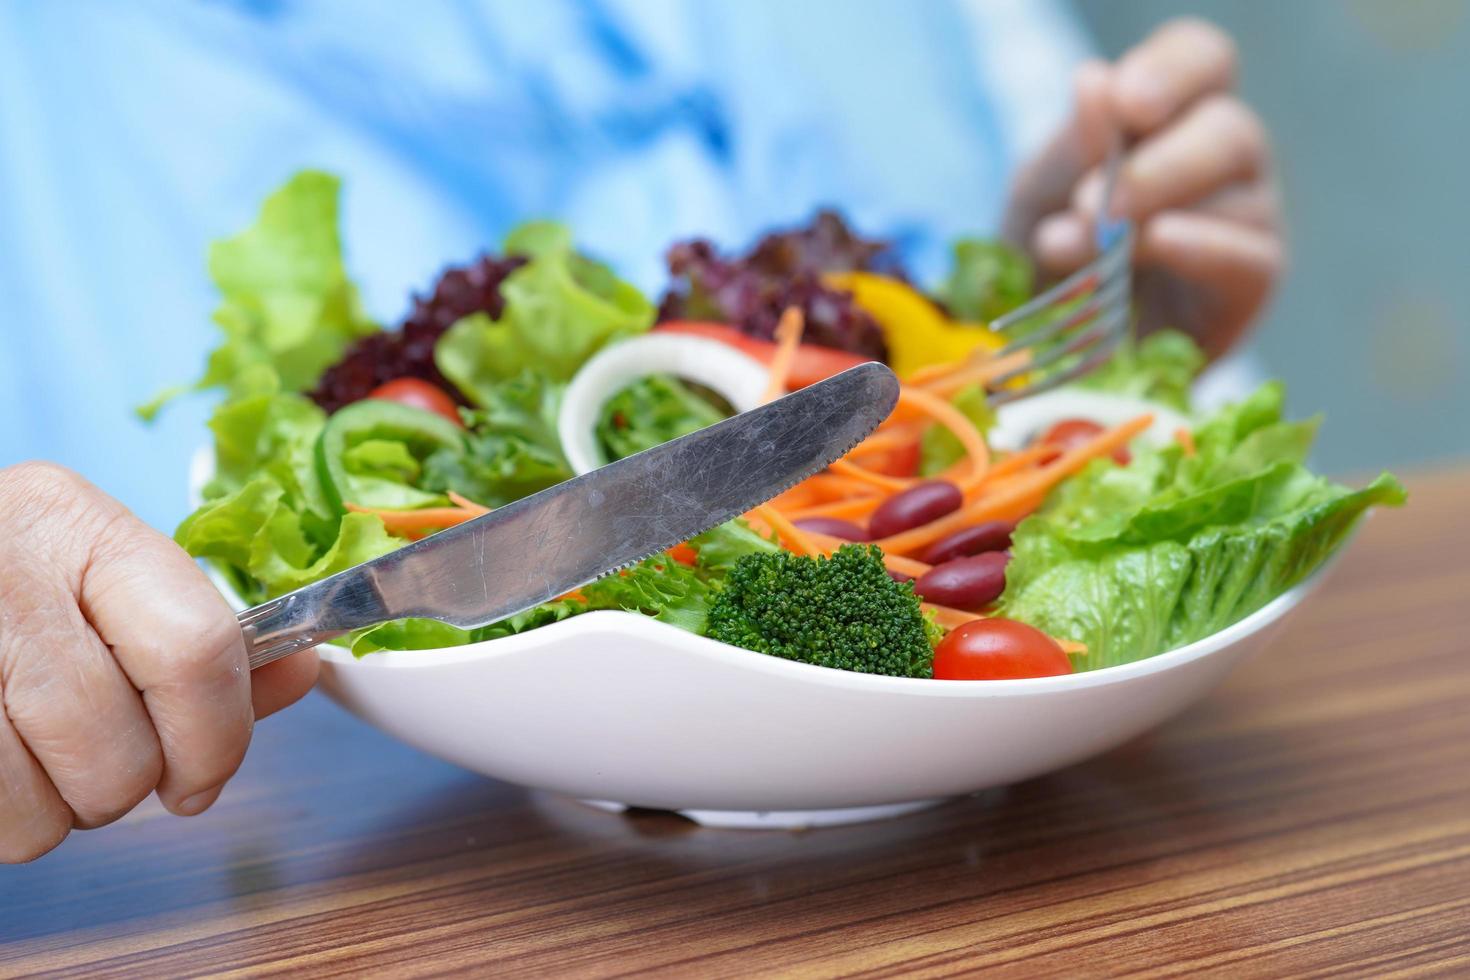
<box><xmin>558</xmin><ymin>333</ymin><xmax>771</xmax><ymax>475</ymax></box>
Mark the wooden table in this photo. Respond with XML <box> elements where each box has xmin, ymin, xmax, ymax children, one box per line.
<box><xmin>3</xmin><ymin>469</ymin><xmax>1467</xmax><ymax>978</ymax></box>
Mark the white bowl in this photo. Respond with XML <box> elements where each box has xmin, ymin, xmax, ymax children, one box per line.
<box><xmin>312</xmin><ymin>582</ymin><xmax>1313</xmax><ymax>828</ymax></box>
<box><xmin>195</xmin><ymin>391</ymin><xmax>1307</xmax><ymax>829</ymax></box>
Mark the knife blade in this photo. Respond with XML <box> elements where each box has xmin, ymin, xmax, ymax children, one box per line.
<box><xmin>237</xmin><ymin>361</ymin><xmax>900</xmax><ymax>668</ymax></box>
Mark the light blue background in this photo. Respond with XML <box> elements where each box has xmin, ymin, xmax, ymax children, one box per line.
<box><xmin>0</xmin><ymin>0</ymin><xmax>1084</xmax><ymax>532</ymax></box>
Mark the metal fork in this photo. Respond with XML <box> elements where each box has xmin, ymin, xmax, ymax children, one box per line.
<box><xmin>984</xmin><ymin>139</ymin><xmax>1133</xmax><ymax>406</ymax></box>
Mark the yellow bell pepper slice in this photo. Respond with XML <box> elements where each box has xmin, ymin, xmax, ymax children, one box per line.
<box><xmin>824</xmin><ymin>272</ymin><xmax>1004</xmax><ymax>379</ymax></box>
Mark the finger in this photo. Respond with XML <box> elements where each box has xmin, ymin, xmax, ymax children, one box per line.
<box><xmin>1112</xmin><ymin>18</ymin><xmax>1238</xmax><ymax>133</ymax></box>
<box><xmin>78</xmin><ymin>515</ymin><xmax>253</xmax><ymax>817</ymax></box>
<box><xmin>1049</xmin><ymin>176</ymin><xmax>1279</xmax><ymax>272</ymax></box>
<box><xmin>0</xmin><ymin>565</ymin><xmax>164</xmax><ymax>829</ymax></box>
<box><xmin>1190</xmin><ymin>179</ymin><xmax>1280</xmax><ymax>232</ymax></box>
<box><xmin>1136</xmin><ymin>211</ymin><xmax>1283</xmax><ymax>352</ymax></box>
<box><xmin>1073</xmin><ymin>94</ymin><xmax>1268</xmax><ymax>220</ymax></box>
<box><xmin>1003</xmin><ymin>60</ymin><xmax>1115</xmax><ymax>242</ymax></box>
<box><xmin>0</xmin><ymin>703</ymin><xmax>71</xmax><ymax>863</ymax></box>
<box><xmin>251</xmin><ymin>649</ymin><xmax>320</xmax><ymax>720</ymax></box>
<box><xmin>1032</xmin><ymin>211</ymin><xmax>1094</xmax><ymax>276</ymax></box>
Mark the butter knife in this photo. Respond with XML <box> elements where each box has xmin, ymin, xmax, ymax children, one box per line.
<box><xmin>236</xmin><ymin>362</ymin><xmax>899</xmax><ymax>669</ymax></box>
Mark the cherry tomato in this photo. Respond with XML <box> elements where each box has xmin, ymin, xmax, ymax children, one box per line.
<box><xmin>653</xmin><ymin>321</ymin><xmax>875</xmax><ymax>390</ymax></box>
<box><xmin>368</xmin><ymin>378</ymin><xmax>463</xmax><ymax>426</ymax></box>
<box><xmin>932</xmin><ymin>618</ymin><xmax>1073</xmax><ymax>680</ymax></box>
<box><xmin>1038</xmin><ymin>417</ymin><xmax>1130</xmax><ymax>465</ymax></box>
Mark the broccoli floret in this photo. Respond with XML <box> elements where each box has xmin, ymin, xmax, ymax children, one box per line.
<box><xmin>707</xmin><ymin>544</ymin><xmax>935</xmax><ymax>678</ymax></box>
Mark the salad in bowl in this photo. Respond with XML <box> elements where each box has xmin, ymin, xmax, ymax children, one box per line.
<box><xmin>149</xmin><ymin>171</ymin><xmax>1403</xmax><ymax>825</ymax></box>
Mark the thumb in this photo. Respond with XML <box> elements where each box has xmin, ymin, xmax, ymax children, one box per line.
<box><xmin>1003</xmin><ymin>60</ymin><xmax>1116</xmax><ymax>246</ymax></box>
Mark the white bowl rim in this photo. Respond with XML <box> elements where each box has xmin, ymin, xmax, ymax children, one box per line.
<box><xmin>313</xmin><ymin>563</ymin><xmax>1324</xmax><ymax>698</ymax></box>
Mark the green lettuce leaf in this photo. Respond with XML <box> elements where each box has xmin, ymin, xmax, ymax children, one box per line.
<box><xmin>580</xmin><ymin>556</ymin><xmax>716</xmax><ymax>634</ymax></box>
<box><xmin>1078</xmin><ymin>329</ymin><xmax>1206</xmax><ymax>411</ymax></box>
<box><xmin>435</xmin><ymin>221</ymin><xmax>653</xmax><ymax>402</ymax></box>
<box><xmin>421</xmin><ymin>370</ymin><xmax>573</xmax><ymax>506</ymax></box>
<box><xmin>251</xmin><ymin>511</ymin><xmax>401</xmax><ymax>596</ymax></box>
<box><xmin>203</xmin><ymin>384</ymin><xmax>335</xmax><ymax>547</ymax></box>
<box><xmin>596</xmin><ymin>374</ymin><xmax>728</xmax><ymax>462</ymax></box>
<box><xmin>1001</xmin><ymin>383</ymin><xmax>1406</xmax><ymax>669</ymax></box>
<box><xmin>347</xmin><ymin>599</ymin><xmax>589</xmax><ymax>656</ymax></box>
<box><xmin>176</xmin><ymin>477</ymin><xmax>287</xmax><ymax>580</ymax></box>
<box><xmin>142</xmin><ymin>171</ymin><xmax>377</xmax><ymax>417</ymax></box>
<box><xmin>688</xmin><ymin>519</ymin><xmax>781</xmax><ymax>575</ymax></box>
<box><xmin>939</xmin><ymin>239</ymin><xmax>1033</xmax><ymax>322</ymax></box>
<box><xmin>176</xmin><ymin>477</ymin><xmax>401</xmax><ymax>602</ymax></box>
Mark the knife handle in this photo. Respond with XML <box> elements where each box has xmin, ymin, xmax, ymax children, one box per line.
<box><xmin>236</xmin><ymin>568</ymin><xmax>393</xmax><ymax>670</ymax></box>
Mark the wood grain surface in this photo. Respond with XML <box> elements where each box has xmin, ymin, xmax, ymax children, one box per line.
<box><xmin>2</xmin><ymin>469</ymin><xmax>1467</xmax><ymax>978</ymax></box>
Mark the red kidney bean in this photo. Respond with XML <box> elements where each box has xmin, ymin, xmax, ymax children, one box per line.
<box><xmin>887</xmin><ymin>568</ymin><xmax>915</xmax><ymax>584</ymax></box>
<box><xmin>918</xmin><ymin>520</ymin><xmax>1015</xmax><ymax>565</ymax></box>
<box><xmin>794</xmin><ymin>517</ymin><xmax>870</xmax><ymax>541</ymax></box>
<box><xmin>913</xmin><ymin>552</ymin><xmax>1010</xmax><ymax>610</ymax></box>
<box><xmin>868</xmin><ymin>480</ymin><xmax>962</xmax><ymax>540</ymax></box>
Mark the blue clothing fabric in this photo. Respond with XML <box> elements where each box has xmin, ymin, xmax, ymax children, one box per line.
<box><xmin>0</xmin><ymin>0</ymin><xmax>1087</xmax><ymax>530</ymax></box>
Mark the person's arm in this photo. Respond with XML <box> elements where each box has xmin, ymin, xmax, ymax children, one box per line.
<box><xmin>1004</xmin><ymin>18</ymin><xmax>1282</xmax><ymax>359</ymax></box>
<box><xmin>0</xmin><ymin>462</ymin><xmax>317</xmax><ymax>863</ymax></box>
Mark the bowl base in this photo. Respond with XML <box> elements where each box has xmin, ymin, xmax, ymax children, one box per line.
<box><xmin>577</xmin><ymin>797</ymin><xmax>950</xmax><ymax>829</ymax></box>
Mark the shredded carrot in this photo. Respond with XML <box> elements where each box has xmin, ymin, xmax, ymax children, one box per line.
<box><xmin>905</xmin><ymin>343</ymin><xmax>1008</xmax><ymax>387</ymax></box>
<box><xmin>346</xmin><ymin>504</ymin><xmax>480</xmax><ymax>538</ymax></box>
<box><xmin>801</xmin><ymin>474</ymin><xmax>887</xmax><ymax>501</ymax></box>
<box><xmin>786</xmin><ymin>496</ymin><xmax>884</xmax><ymax>521</ymax></box>
<box><xmin>850</xmin><ymin>423</ymin><xmax>925</xmax><ymax>457</ymax></box>
<box><xmin>873</xmin><ymin>414</ymin><xmax>1153</xmax><ymax>555</ymax></box>
<box><xmin>347</xmin><ymin>492</ymin><xmax>491</xmax><ymax>539</ymax></box>
<box><xmin>789</xmin><ymin>372</ymin><xmax>999</xmax><ymax>498</ymax></box>
<box><xmin>666</xmin><ymin>542</ymin><xmax>698</xmax><ymax>566</ymax></box>
<box><xmin>1057</xmin><ymin>638</ymin><xmax>1088</xmax><ymax>657</ymax></box>
<box><xmin>767</xmin><ymin>483</ymin><xmax>823</xmax><ymax>512</ymax></box>
<box><xmin>827</xmin><ymin>458</ymin><xmax>912</xmax><ymax>492</ymax></box>
<box><xmin>923</xmin><ymin>603</ymin><xmax>983</xmax><ymax>629</ymax></box>
<box><xmin>752</xmin><ymin>503</ymin><xmax>820</xmax><ymax>556</ymax></box>
<box><xmin>743</xmin><ymin>511</ymin><xmax>775</xmax><ymax>540</ymax></box>
<box><xmin>918</xmin><ymin>349</ymin><xmax>1031</xmax><ymax>398</ymax></box>
<box><xmin>445</xmin><ymin>491</ymin><xmax>491</xmax><ymax>515</ymax></box>
<box><xmin>985</xmin><ymin>444</ymin><xmax>1062</xmax><ymax>482</ymax></box>
<box><xmin>760</xmin><ymin>307</ymin><xmax>805</xmax><ymax>403</ymax></box>
<box><xmin>904</xmin><ymin>360</ymin><xmax>964</xmax><ymax>387</ymax></box>
<box><xmin>938</xmin><ymin>442</ymin><xmax>1057</xmax><ymax>488</ymax></box>
<box><xmin>896</xmin><ymin>384</ymin><xmax>990</xmax><ymax>490</ymax></box>
<box><xmin>1175</xmin><ymin>427</ymin><xmax>1197</xmax><ymax>458</ymax></box>
<box><xmin>823</xmin><ymin>379</ymin><xmax>993</xmax><ymax>493</ymax></box>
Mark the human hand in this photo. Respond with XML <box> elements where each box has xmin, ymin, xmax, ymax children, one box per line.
<box><xmin>0</xmin><ymin>463</ymin><xmax>318</xmax><ymax>862</ymax></box>
<box><xmin>1003</xmin><ymin>18</ymin><xmax>1284</xmax><ymax>358</ymax></box>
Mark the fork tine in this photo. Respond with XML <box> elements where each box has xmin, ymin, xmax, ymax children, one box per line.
<box><xmin>992</xmin><ymin>250</ymin><xmax>1131</xmax><ymax>360</ymax></box>
<box><xmin>986</xmin><ymin>321</ymin><xmax>1128</xmax><ymax>407</ymax></box>
<box><xmin>988</xmin><ymin>299</ymin><xmax>1130</xmax><ymax>391</ymax></box>
<box><xmin>976</xmin><ymin>132</ymin><xmax>1133</xmax><ymax>405</ymax></box>
<box><xmin>991</xmin><ymin>229</ymin><xmax>1128</xmax><ymax>342</ymax></box>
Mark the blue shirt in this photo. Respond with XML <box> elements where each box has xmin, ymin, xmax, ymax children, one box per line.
<box><xmin>0</xmin><ymin>0</ymin><xmax>1087</xmax><ymax>529</ymax></box>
